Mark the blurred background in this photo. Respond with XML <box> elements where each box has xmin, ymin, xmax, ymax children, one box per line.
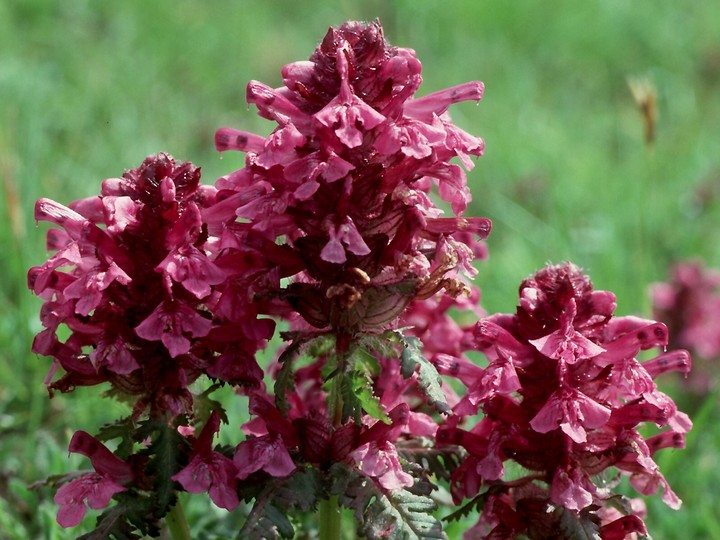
<box><xmin>1</xmin><ymin>0</ymin><xmax>719</xmax><ymax>537</ymax></box>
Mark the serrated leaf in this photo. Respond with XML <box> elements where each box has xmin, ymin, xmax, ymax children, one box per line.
<box><xmin>398</xmin><ymin>335</ymin><xmax>450</xmax><ymax>414</ymax></box>
<box><xmin>345</xmin><ymin>370</ymin><xmax>390</xmax><ymax>424</ymax></box>
<box><xmin>143</xmin><ymin>423</ymin><xmax>184</xmax><ymax>516</ymax></box>
<box><xmin>239</xmin><ymin>468</ymin><xmax>326</xmax><ymax>540</ymax></box>
<box><xmin>331</xmin><ymin>463</ymin><xmax>447</xmax><ymax>540</ymax></box>
<box><xmin>78</xmin><ymin>492</ymin><xmax>158</xmax><ymax>540</ymax></box>
<box><xmin>95</xmin><ymin>417</ymin><xmax>136</xmax><ymax>459</ymax></box>
<box><xmin>275</xmin><ymin>333</ymin><xmax>332</xmax><ymax>414</ymax></box>
<box><xmin>193</xmin><ymin>383</ymin><xmax>229</xmax><ymax>426</ymax></box>
<box><xmin>557</xmin><ymin>506</ymin><xmax>602</xmax><ymax>540</ymax></box>
<box><xmin>398</xmin><ymin>443</ymin><xmax>464</xmax><ymax>482</ymax></box>
<box><xmin>358</xmin><ymin>331</ymin><xmax>403</xmax><ymax>361</ymax></box>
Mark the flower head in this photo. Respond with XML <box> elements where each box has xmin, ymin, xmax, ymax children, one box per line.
<box><xmin>651</xmin><ymin>259</ymin><xmax>720</xmax><ymax>393</ymax></box>
<box><xmin>205</xmin><ymin>20</ymin><xmax>490</xmax><ymax>333</ymax></box>
<box><xmin>28</xmin><ymin>154</ymin><xmax>274</xmax><ymax>419</ymax></box>
<box><xmin>439</xmin><ymin>262</ymin><xmax>691</xmax><ymax>535</ymax></box>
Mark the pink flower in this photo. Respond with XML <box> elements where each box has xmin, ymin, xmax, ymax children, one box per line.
<box><xmin>27</xmin><ymin>153</ymin><xmax>277</xmax><ymax>420</ymax></box>
<box><xmin>234</xmin><ymin>432</ymin><xmax>296</xmax><ymax>479</ymax></box>
<box><xmin>134</xmin><ymin>300</ymin><xmax>213</xmax><ymax>358</ymax></box>
<box><xmin>651</xmin><ymin>259</ymin><xmax>720</xmax><ymax>393</ymax></box>
<box><xmin>439</xmin><ymin>262</ymin><xmax>691</xmax><ymax>532</ymax></box>
<box><xmin>54</xmin><ymin>431</ymin><xmax>133</xmax><ymax>527</ymax></box>
<box><xmin>206</xmin><ymin>19</ymin><xmax>490</xmax><ymax>333</ymax></box>
<box><xmin>350</xmin><ymin>441</ymin><xmax>413</xmax><ymax>491</ymax></box>
<box><xmin>172</xmin><ymin>412</ymin><xmax>239</xmax><ymax>510</ymax></box>
<box><xmin>529</xmin><ymin>386</ymin><xmax>611</xmax><ymax>443</ymax></box>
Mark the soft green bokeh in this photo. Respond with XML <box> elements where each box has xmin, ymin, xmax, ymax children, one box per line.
<box><xmin>2</xmin><ymin>0</ymin><xmax>719</xmax><ymax>536</ymax></box>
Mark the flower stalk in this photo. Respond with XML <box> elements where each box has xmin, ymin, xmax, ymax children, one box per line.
<box><xmin>166</xmin><ymin>499</ymin><xmax>192</xmax><ymax>540</ymax></box>
<box><xmin>318</xmin><ymin>495</ymin><xmax>342</xmax><ymax>540</ymax></box>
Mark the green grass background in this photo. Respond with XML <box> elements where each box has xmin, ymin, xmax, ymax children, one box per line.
<box><xmin>2</xmin><ymin>0</ymin><xmax>720</xmax><ymax>537</ymax></box>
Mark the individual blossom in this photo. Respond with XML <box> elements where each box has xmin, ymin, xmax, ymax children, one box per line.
<box><xmin>234</xmin><ymin>394</ymin><xmax>300</xmax><ymax>480</ymax></box>
<box><xmin>172</xmin><ymin>411</ymin><xmax>239</xmax><ymax>511</ymax></box>
<box><xmin>349</xmin><ymin>404</ymin><xmax>414</xmax><ymax>491</ymax></box>
<box><xmin>54</xmin><ymin>431</ymin><xmax>134</xmax><ymax>527</ymax></box>
<box><xmin>438</xmin><ymin>262</ymin><xmax>691</xmax><ymax>539</ymax></box>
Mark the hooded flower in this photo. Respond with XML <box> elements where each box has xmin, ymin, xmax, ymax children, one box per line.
<box><xmin>172</xmin><ymin>411</ymin><xmax>239</xmax><ymax>510</ymax></box>
<box><xmin>28</xmin><ymin>154</ymin><xmax>273</xmax><ymax>419</ymax></box>
<box><xmin>54</xmin><ymin>431</ymin><xmax>133</xmax><ymax>527</ymax></box>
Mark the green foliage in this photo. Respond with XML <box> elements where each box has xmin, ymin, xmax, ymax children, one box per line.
<box><xmin>344</xmin><ymin>368</ymin><xmax>391</xmax><ymax>424</ymax></box>
<box><xmin>78</xmin><ymin>496</ymin><xmax>153</xmax><ymax>540</ymax></box>
<box><xmin>143</xmin><ymin>422</ymin><xmax>186</xmax><ymax>516</ymax></box>
<box><xmin>239</xmin><ymin>467</ymin><xmax>326</xmax><ymax>540</ymax></box>
<box><xmin>331</xmin><ymin>463</ymin><xmax>446</xmax><ymax>540</ymax></box>
<box><xmin>556</xmin><ymin>507</ymin><xmax>601</xmax><ymax>540</ymax></box>
<box><xmin>397</xmin><ymin>334</ymin><xmax>451</xmax><ymax>415</ymax></box>
<box><xmin>398</xmin><ymin>443</ymin><xmax>464</xmax><ymax>483</ymax></box>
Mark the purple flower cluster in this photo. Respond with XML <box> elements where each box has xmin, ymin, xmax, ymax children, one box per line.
<box><xmin>28</xmin><ymin>19</ymin><xmax>691</xmax><ymax>540</ymax></box>
<box><xmin>437</xmin><ymin>262</ymin><xmax>691</xmax><ymax>538</ymax></box>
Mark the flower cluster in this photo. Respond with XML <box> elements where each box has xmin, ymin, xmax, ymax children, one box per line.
<box><xmin>437</xmin><ymin>262</ymin><xmax>692</xmax><ymax>539</ymax></box>
<box><xmin>28</xmin><ymin>153</ymin><xmax>276</xmax><ymax>418</ymax></box>
<box><xmin>28</xmin><ymin>19</ymin><xmax>691</xmax><ymax>540</ymax></box>
<box><xmin>205</xmin><ymin>19</ymin><xmax>490</xmax><ymax>337</ymax></box>
<box><xmin>652</xmin><ymin>259</ymin><xmax>720</xmax><ymax>393</ymax></box>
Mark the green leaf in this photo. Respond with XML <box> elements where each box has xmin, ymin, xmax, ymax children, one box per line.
<box><xmin>239</xmin><ymin>467</ymin><xmax>326</xmax><ymax>540</ymax></box>
<box><xmin>78</xmin><ymin>492</ymin><xmax>158</xmax><ymax>540</ymax></box>
<box><xmin>193</xmin><ymin>383</ymin><xmax>229</xmax><ymax>426</ymax></box>
<box><xmin>274</xmin><ymin>333</ymin><xmax>333</xmax><ymax>415</ymax></box>
<box><xmin>557</xmin><ymin>506</ymin><xmax>602</xmax><ymax>540</ymax></box>
<box><xmin>344</xmin><ymin>369</ymin><xmax>391</xmax><ymax>424</ymax></box>
<box><xmin>359</xmin><ymin>330</ymin><xmax>404</xmax><ymax>360</ymax></box>
<box><xmin>398</xmin><ymin>335</ymin><xmax>450</xmax><ymax>414</ymax></box>
<box><xmin>331</xmin><ymin>463</ymin><xmax>447</xmax><ymax>540</ymax></box>
<box><xmin>398</xmin><ymin>443</ymin><xmax>465</xmax><ymax>482</ymax></box>
<box><xmin>142</xmin><ymin>422</ymin><xmax>185</xmax><ymax>517</ymax></box>
<box><xmin>95</xmin><ymin>417</ymin><xmax>136</xmax><ymax>459</ymax></box>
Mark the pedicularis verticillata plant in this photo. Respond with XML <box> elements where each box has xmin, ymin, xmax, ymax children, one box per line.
<box><xmin>29</xmin><ymin>20</ymin><xmax>691</xmax><ymax>540</ymax></box>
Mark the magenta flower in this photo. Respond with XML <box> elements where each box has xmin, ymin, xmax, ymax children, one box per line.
<box><xmin>54</xmin><ymin>431</ymin><xmax>133</xmax><ymax>527</ymax></box>
<box><xmin>234</xmin><ymin>394</ymin><xmax>299</xmax><ymax>479</ymax></box>
<box><xmin>350</xmin><ymin>440</ymin><xmax>413</xmax><ymax>491</ymax></box>
<box><xmin>438</xmin><ymin>262</ymin><xmax>691</xmax><ymax>537</ymax></box>
<box><xmin>172</xmin><ymin>412</ymin><xmax>239</xmax><ymax>511</ymax></box>
<box><xmin>27</xmin><ymin>153</ymin><xmax>275</xmax><ymax>419</ymax></box>
<box><xmin>204</xmin><ymin>20</ymin><xmax>490</xmax><ymax>333</ymax></box>
<box><xmin>234</xmin><ymin>433</ymin><xmax>297</xmax><ymax>480</ymax></box>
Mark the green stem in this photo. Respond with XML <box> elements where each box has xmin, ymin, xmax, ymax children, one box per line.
<box><xmin>329</xmin><ymin>334</ymin><xmax>350</xmax><ymax>427</ymax></box>
<box><xmin>329</xmin><ymin>365</ymin><xmax>345</xmax><ymax>427</ymax></box>
<box><xmin>166</xmin><ymin>498</ymin><xmax>192</xmax><ymax>540</ymax></box>
<box><xmin>319</xmin><ymin>495</ymin><xmax>342</xmax><ymax>540</ymax></box>
<box><xmin>321</xmin><ymin>335</ymin><xmax>350</xmax><ymax>540</ymax></box>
